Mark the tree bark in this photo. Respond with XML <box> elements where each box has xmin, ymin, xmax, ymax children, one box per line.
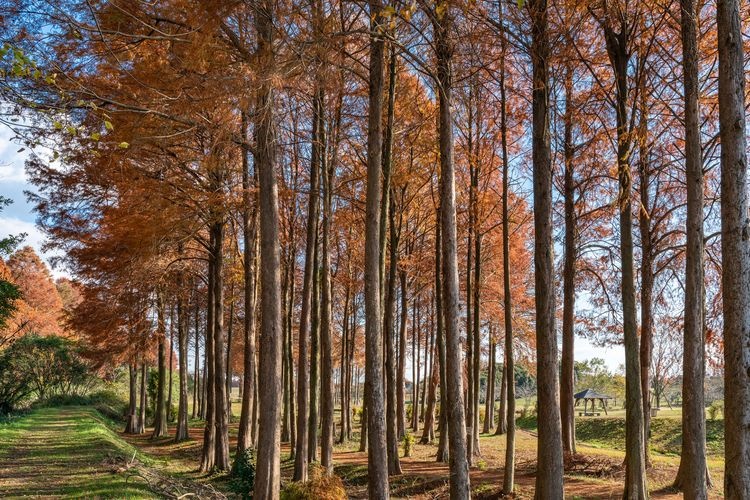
<box><xmin>212</xmin><ymin>221</ymin><xmax>230</xmax><ymax>471</ymax></box>
<box><xmin>560</xmin><ymin>64</ymin><xmax>577</xmax><ymax>456</ymax></box>
<box><xmin>397</xmin><ymin>269</ymin><xmax>407</xmax><ymax>440</ymax></box>
<box><xmin>152</xmin><ymin>295</ymin><xmax>169</xmax><ymax>439</ymax></box>
<box><xmin>363</xmin><ymin>1</ymin><xmax>390</xmax><ymax>495</ymax></box>
<box><xmin>292</xmin><ymin>27</ymin><xmax>322</xmax><ymax>478</ymax></box>
<box><xmin>125</xmin><ymin>363</ymin><xmax>138</xmax><ymax>434</ymax></box>
<box><xmin>529</xmin><ymin>1</ymin><xmax>564</xmax><ymax>497</ymax></box>
<box><xmin>200</xmin><ymin>254</ymin><xmax>216</xmax><ymax>472</ymax></box>
<box><xmin>435</xmin><ymin>4</ymin><xmax>470</xmax><ymax>496</ymax></box>
<box><xmin>253</xmin><ymin>0</ymin><xmax>284</xmax><ymax>493</ymax></box>
<box><xmin>717</xmin><ymin>0</ymin><xmax>750</xmax><ymax>497</ymax></box>
<box><xmin>320</xmin><ymin>86</ymin><xmax>335</xmax><ymax>473</ymax></box>
<box><xmin>138</xmin><ymin>362</ymin><xmax>146</xmax><ymax>434</ymax></box>
<box><xmin>176</xmin><ymin>265</ymin><xmax>190</xmax><ymax>442</ymax></box>
<box><xmin>237</xmin><ymin>111</ymin><xmax>258</xmax><ymax>456</ymax></box>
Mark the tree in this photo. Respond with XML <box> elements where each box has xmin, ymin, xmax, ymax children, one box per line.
<box><xmin>433</xmin><ymin>1</ymin><xmax>470</xmax><ymax>496</ymax></box>
<box><xmin>673</xmin><ymin>0</ymin><xmax>709</xmax><ymax>494</ymax></box>
<box><xmin>363</xmin><ymin>0</ymin><xmax>390</xmax><ymax>496</ymax></box>
<box><xmin>717</xmin><ymin>0</ymin><xmax>750</xmax><ymax>496</ymax></box>
<box><xmin>528</xmin><ymin>0</ymin><xmax>564</xmax><ymax>496</ymax></box>
<box><xmin>253</xmin><ymin>0</ymin><xmax>284</xmax><ymax>495</ymax></box>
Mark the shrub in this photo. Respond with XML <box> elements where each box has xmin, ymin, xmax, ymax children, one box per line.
<box><xmin>0</xmin><ymin>334</ymin><xmax>94</xmax><ymax>414</ymax></box>
<box><xmin>402</xmin><ymin>431</ymin><xmax>415</xmax><ymax>457</ymax></box>
<box><xmin>281</xmin><ymin>464</ymin><xmax>346</xmax><ymax>500</ymax></box>
<box><xmin>230</xmin><ymin>448</ymin><xmax>256</xmax><ymax>499</ymax></box>
<box><xmin>708</xmin><ymin>400</ymin><xmax>724</xmax><ymax>421</ymax></box>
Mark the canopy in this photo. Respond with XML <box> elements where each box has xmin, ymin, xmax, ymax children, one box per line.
<box><xmin>574</xmin><ymin>388</ymin><xmax>612</xmax><ymax>400</ymax></box>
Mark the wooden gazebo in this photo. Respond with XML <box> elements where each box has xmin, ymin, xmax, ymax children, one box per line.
<box><xmin>574</xmin><ymin>388</ymin><xmax>612</xmax><ymax>416</ymax></box>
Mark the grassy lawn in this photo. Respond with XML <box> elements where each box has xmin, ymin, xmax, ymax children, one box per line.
<box><xmin>0</xmin><ymin>406</ymin><xmax>157</xmax><ymax>499</ymax></box>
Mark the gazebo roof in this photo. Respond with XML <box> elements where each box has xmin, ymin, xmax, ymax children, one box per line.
<box><xmin>574</xmin><ymin>388</ymin><xmax>612</xmax><ymax>400</ymax></box>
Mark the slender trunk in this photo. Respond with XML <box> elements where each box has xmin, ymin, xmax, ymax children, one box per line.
<box><xmin>253</xmin><ymin>0</ymin><xmax>284</xmax><ymax>492</ymax></box>
<box><xmin>384</xmin><ymin>194</ymin><xmax>402</xmax><ymax>475</ymax></box>
<box><xmin>226</xmin><ymin>294</ymin><xmax>234</xmax><ymax>418</ymax></box>
<box><xmin>212</xmin><ymin>221</ymin><xmax>230</xmax><ymax>471</ymax></box>
<box><xmin>176</xmin><ymin>266</ymin><xmax>190</xmax><ymax>442</ymax></box>
<box><xmin>560</xmin><ymin>65</ymin><xmax>577</xmax><ymax>456</ymax></box>
<box><xmin>293</xmin><ymin>62</ymin><xmax>321</xmax><ymax>483</ymax></box>
<box><xmin>494</xmin><ymin>356</ymin><xmax>507</xmax><ymax>436</ymax></box>
<box><xmin>238</xmin><ymin>111</ymin><xmax>259</xmax><ymax>455</ymax></box>
<box><xmin>152</xmin><ymin>296</ymin><xmax>169</xmax><ymax>439</ymax></box>
<box><xmin>435</xmin><ymin>4</ymin><xmax>470</xmax><ymax>495</ymax></box>
<box><xmin>435</xmin><ymin>208</ymin><xmax>449</xmax><ymax>463</ymax></box>
<box><xmin>308</xmin><ymin>235</ymin><xmax>320</xmax><ymax>464</ymax></box>
<box><xmin>397</xmin><ymin>270</ymin><xmax>407</xmax><ymax>439</ymax></box>
<box><xmin>483</xmin><ymin>338</ymin><xmax>494</xmax><ymax>434</ymax></box>
<box><xmin>364</xmin><ymin>1</ymin><xmax>390</xmax><ymax>495</ymax></box>
<box><xmin>529</xmin><ymin>1</ymin><xmax>563</xmax><ymax>496</ymax></box>
<box><xmin>192</xmin><ymin>303</ymin><xmax>200</xmax><ymax>420</ymax></box>
<box><xmin>602</xmin><ymin>15</ymin><xmax>647</xmax><ymax>498</ymax></box>
<box><xmin>638</xmin><ymin>86</ymin><xmax>653</xmax><ymax>464</ymax></box>
<box><xmin>717</xmin><ymin>0</ymin><xmax>750</xmax><ymax>497</ymax></box>
<box><xmin>499</xmin><ymin>15</ymin><xmax>515</xmax><ymax>487</ymax></box>
<box><xmin>125</xmin><ymin>363</ymin><xmax>138</xmax><ymax>434</ymax></box>
<box><xmin>167</xmin><ymin>309</ymin><xmax>174</xmax><ymax>423</ymax></box>
<box><xmin>673</xmin><ymin>2</ymin><xmax>707</xmax><ymax>484</ymax></box>
<box><xmin>320</xmin><ymin>88</ymin><xmax>335</xmax><ymax>473</ymax></box>
<box><xmin>138</xmin><ymin>362</ymin><xmax>146</xmax><ymax>434</ymax></box>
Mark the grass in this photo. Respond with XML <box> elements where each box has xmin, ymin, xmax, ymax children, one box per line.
<box><xmin>0</xmin><ymin>406</ymin><xmax>157</xmax><ymax>498</ymax></box>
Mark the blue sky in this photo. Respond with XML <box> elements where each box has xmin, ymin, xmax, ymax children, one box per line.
<box><xmin>0</xmin><ymin>131</ymin><xmax>625</xmax><ymax>371</ymax></box>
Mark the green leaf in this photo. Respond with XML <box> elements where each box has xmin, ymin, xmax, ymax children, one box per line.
<box><xmin>118</xmin><ymin>142</ymin><xmax>129</xmax><ymax>149</ymax></box>
<box><xmin>517</xmin><ymin>0</ymin><xmax>524</xmax><ymax>7</ymax></box>
<box><xmin>104</xmin><ymin>120</ymin><xmax>114</xmax><ymax>131</ymax></box>
<box><xmin>90</xmin><ymin>132</ymin><xmax>101</xmax><ymax>141</ymax></box>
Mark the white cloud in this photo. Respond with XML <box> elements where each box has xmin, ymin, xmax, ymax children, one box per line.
<box><xmin>0</xmin><ymin>129</ymin><xmax>29</xmax><ymax>183</ymax></box>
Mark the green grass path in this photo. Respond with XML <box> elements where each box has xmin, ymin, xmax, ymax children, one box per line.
<box><xmin>0</xmin><ymin>406</ymin><xmax>157</xmax><ymax>498</ymax></box>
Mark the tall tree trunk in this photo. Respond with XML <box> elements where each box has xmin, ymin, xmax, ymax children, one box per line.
<box><xmin>363</xmin><ymin>1</ymin><xmax>390</xmax><ymax>495</ymax></box>
<box><xmin>717</xmin><ymin>0</ymin><xmax>750</xmax><ymax>497</ymax></box>
<box><xmin>397</xmin><ymin>269</ymin><xmax>407</xmax><ymax>440</ymax></box>
<box><xmin>320</xmin><ymin>87</ymin><xmax>335</xmax><ymax>473</ymax></box>
<box><xmin>176</xmin><ymin>265</ymin><xmax>190</xmax><ymax>442</ymax></box>
<box><xmin>434</xmin><ymin>4</ymin><xmax>470</xmax><ymax>496</ymax></box>
<box><xmin>435</xmin><ymin>204</ymin><xmax>449</xmax><ymax>464</ymax></box>
<box><xmin>602</xmin><ymin>12</ymin><xmax>648</xmax><ymax>498</ymax></box>
<box><xmin>138</xmin><ymin>362</ymin><xmax>147</xmax><ymax>434</ymax></box>
<box><xmin>167</xmin><ymin>309</ymin><xmax>174</xmax><ymax>423</ymax></box>
<box><xmin>192</xmin><ymin>303</ymin><xmax>200</xmax><ymax>420</ymax></box>
<box><xmin>152</xmin><ymin>295</ymin><xmax>169</xmax><ymax>439</ymax></box>
<box><xmin>292</xmin><ymin>30</ymin><xmax>321</xmax><ymax>479</ymax></box>
<box><xmin>529</xmin><ymin>1</ymin><xmax>564</xmax><ymax>497</ymax></box>
<box><xmin>201</xmin><ymin>261</ymin><xmax>215</xmax><ymax>473</ymax></box>
<box><xmin>125</xmin><ymin>363</ymin><xmax>138</xmax><ymax>434</ymax></box>
<box><xmin>253</xmin><ymin>0</ymin><xmax>284</xmax><ymax>493</ymax></box>
<box><xmin>498</xmin><ymin>14</ymin><xmax>515</xmax><ymax>490</ymax></box>
<box><xmin>384</xmin><ymin>195</ymin><xmax>402</xmax><ymax>475</ymax></box>
<box><xmin>494</xmin><ymin>355</ymin><xmax>507</xmax><ymax>436</ymax></box>
<box><xmin>483</xmin><ymin>338</ymin><xmax>495</xmax><ymax>434</ymax></box>
<box><xmin>638</xmin><ymin>85</ymin><xmax>654</xmax><ymax>464</ymax></box>
<box><xmin>560</xmin><ymin>64</ymin><xmax>577</xmax><ymax>456</ymax></box>
<box><xmin>212</xmin><ymin>221</ymin><xmax>230</xmax><ymax>471</ymax></box>
<box><xmin>237</xmin><ymin>111</ymin><xmax>259</xmax><ymax>456</ymax></box>
<box><xmin>674</xmin><ymin>1</ymin><xmax>711</xmax><ymax>495</ymax></box>
<box><xmin>308</xmin><ymin>235</ymin><xmax>320</xmax><ymax>464</ymax></box>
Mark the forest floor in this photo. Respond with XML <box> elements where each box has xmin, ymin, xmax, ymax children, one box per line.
<box><xmin>0</xmin><ymin>406</ymin><xmax>157</xmax><ymax>498</ymax></box>
<box><xmin>0</xmin><ymin>406</ymin><xmax>727</xmax><ymax>499</ymax></box>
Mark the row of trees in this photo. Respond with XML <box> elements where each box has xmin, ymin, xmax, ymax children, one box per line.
<box><xmin>1</xmin><ymin>0</ymin><xmax>749</xmax><ymax>497</ymax></box>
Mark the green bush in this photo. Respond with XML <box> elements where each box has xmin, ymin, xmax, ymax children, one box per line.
<box><xmin>708</xmin><ymin>400</ymin><xmax>723</xmax><ymax>421</ymax></box>
<box><xmin>402</xmin><ymin>431</ymin><xmax>415</xmax><ymax>457</ymax></box>
<box><xmin>230</xmin><ymin>448</ymin><xmax>256</xmax><ymax>499</ymax></box>
<box><xmin>0</xmin><ymin>334</ymin><xmax>94</xmax><ymax>414</ymax></box>
<box><xmin>34</xmin><ymin>389</ymin><xmax>128</xmax><ymax>422</ymax></box>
